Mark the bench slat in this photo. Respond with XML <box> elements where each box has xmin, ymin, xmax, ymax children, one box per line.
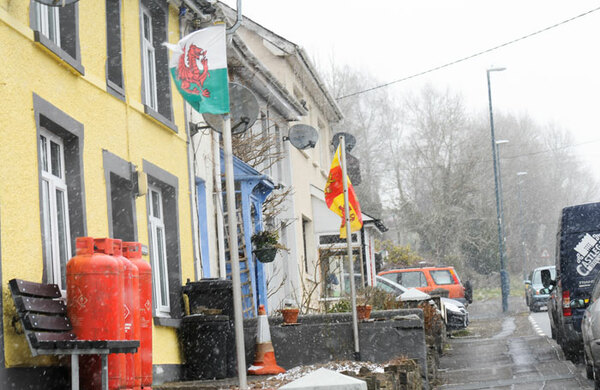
<box><xmin>24</xmin><ymin>313</ymin><xmax>71</xmax><ymax>332</ymax></box>
<box><xmin>9</xmin><ymin>279</ymin><xmax>61</xmax><ymax>299</ymax></box>
<box><xmin>14</xmin><ymin>296</ymin><xmax>67</xmax><ymax>315</ymax></box>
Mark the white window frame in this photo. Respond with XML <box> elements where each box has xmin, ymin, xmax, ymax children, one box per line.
<box><xmin>141</xmin><ymin>6</ymin><xmax>157</xmax><ymax>111</ymax></box>
<box><xmin>39</xmin><ymin>129</ymin><xmax>72</xmax><ymax>291</ymax></box>
<box><xmin>33</xmin><ymin>2</ymin><xmax>60</xmax><ymax>46</ymax></box>
<box><xmin>148</xmin><ymin>185</ymin><xmax>170</xmax><ymax>315</ymax></box>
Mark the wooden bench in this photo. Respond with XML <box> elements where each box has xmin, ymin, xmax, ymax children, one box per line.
<box><xmin>9</xmin><ymin>278</ymin><xmax>139</xmax><ymax>390</ymax></box>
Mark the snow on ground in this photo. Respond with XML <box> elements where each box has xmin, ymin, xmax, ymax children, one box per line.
<box><xmin>244</xmin><ymin>360</ymin><xmax>386</xmax><ymax>389</ymax></box>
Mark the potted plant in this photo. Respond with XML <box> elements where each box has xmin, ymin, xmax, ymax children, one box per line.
<box><xmin>279</xmin><ymin>300</ymin><xmax>299</xmax><ymax>324</ymax></box>
<box><xmin>251</xmin><ymin>229</ymin><xmax>287</xmax><ymax>263</ymax></box>
<box><xmin>356</xmin><ymin>298</ymin><xmax>372</xmax><ymax>321</ymax></box>
<box><xmin>356</xmin><ymin>287</ymin><xmax>374</xmax><ymax>321</ymax></box>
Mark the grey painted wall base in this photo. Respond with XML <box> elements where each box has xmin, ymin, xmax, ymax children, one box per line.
<box><xmin>0</xmin><ymin>366</ymin><xmax>70</xmax><ymax>390</ymax></box>
<box><xmin>180</xmin><ymin>309</ymin><xmax>429</xmax><ymax>386</ymax></box>
<box><xmin>153</xmin><ymin>364</ymin><xmax>184</xmax><ymax>385</ymax></box>
<box><xmin>243</xmin><ymin>309</ymin><xmax>429</xmax><ymax>385</ymax></box>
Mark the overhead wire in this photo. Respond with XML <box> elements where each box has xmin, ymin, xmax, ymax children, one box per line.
<box><xmin>336</xmin><ymin>5</ymin><xmax>600</xmax><ymax>100</ymax></box>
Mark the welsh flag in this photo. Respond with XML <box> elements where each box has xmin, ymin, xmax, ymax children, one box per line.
<box><xmin>324</xmin><ymin>145</ymin><xmax>363</xmax><ymax>238</ymax></box>
<box><xmin>167</xmin><ymin>25</ymin><xmax>229</xmax><ymax>114</ymax></box>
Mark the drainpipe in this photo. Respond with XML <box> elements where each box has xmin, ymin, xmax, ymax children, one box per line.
<box><xmin>226</xmin><ymin>0</ymin><xmax>243</xmax><ymax>34</ymax></box>
<box><xmin>213</xmin><ymin>133</ymin><xmax>227</xmax><ymax>279</ymax></box>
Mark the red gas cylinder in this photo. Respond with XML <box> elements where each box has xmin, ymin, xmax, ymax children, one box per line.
<box><xmin>67</xmin><ymin>237</ymin><xmax>125</xmax><ymax>390</ymax></box>
<box><xmin>123</xmin><ymin>242</ymin><xmax>153</xmax><ymax>389</ymax></box>
<box><xmin>114</xmin><ymin>240</ymin><xmax>141</xmax><ymax>390</ymax></box>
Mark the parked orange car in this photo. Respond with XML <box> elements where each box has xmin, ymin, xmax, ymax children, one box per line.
<box><xmin>378</xmin><ymin>266</ymin><xmax>472</xmax><ymax>304</ymax></box>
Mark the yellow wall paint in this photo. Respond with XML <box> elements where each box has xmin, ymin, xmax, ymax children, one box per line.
<box><xmin>1</xmin><ymin>2</ymin><xmax>194</xmax><ymax>368</ymax></box>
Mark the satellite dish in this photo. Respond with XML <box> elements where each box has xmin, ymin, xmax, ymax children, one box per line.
<box><xmin>287</xmin><ymin>124</ymin><xmax>318</xmax><ymax>150</ymax></box>
<box><xmin>33</xmin><ymin>0</ymin><xmax>79</xmax><ymax>6</ymax></box>
<box><xmin>203</xmin><ymin>83</ymin><xmax>259</xmax><ymax>135</ymax></box>
<box><xmin>346</xmin><ymin>152</ymin><xmax>362</xmax><ymax>185</ymax></box>
<box><xmin>332</xmin><ymin>132</ymin><xmax>356</xmax><ymax>152</ymax></box>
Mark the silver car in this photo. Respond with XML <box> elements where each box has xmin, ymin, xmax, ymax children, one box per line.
<box><xmin>375</xmin><ymin>275</ymin><xmax>469</xmax><ymax>330</ymax></box>
<box><xmin>582</xmin><ymin>273</ymin><xmax>600</xmax><ymax>385</ymax></box>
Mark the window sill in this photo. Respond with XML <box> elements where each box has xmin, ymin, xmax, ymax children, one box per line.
<box><xmin>34</xmin><ymin>31</ymin><xmax>85</xmax><ymax>76</ymax></box>
<box><xmin>154</xmin><ymin>316</ymin><xmax>181</xmax><ymax>328</ymax></box>
<box><xmin>107</xmin><ymin>80</ymin><xmax>126</xmax><ymax>102</ymax></box>
<box><xmin>144</xmin><ymin>105</ymin><xmax>178</xmax><ymax>133</ymax></box>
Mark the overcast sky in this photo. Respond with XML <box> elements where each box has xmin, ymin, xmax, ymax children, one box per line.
<box><xmin>222</xmin><ymin>0</ymin><xmax>600</xmax><ymax>179</ymax></box>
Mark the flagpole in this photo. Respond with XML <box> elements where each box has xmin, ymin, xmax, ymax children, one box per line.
<box><xmin>340</xmin><ymin>135</ymin><xmax>360</xmax><ymax>359</ymax></box>
<box><xmin>223</xmin><ymin>114</ymin><xmax>248</xmax><ymax>389</ymax></box>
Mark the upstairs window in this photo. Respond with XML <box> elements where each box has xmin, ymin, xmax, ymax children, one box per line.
<box><xmin>33</xmin><ymin>3</ymin><xmax>60</xmax><ymax>46</ymax></box>
<box><xmin>141</xmin><ymin>6</ymin><xmax>157</xmax><ymax>110</ymax></box>
<box><xmin>30</xmin><ymin>1</ymin><xmax>83</xmax><ymax>74</ymax></box>
<box><xmin>140</xmin><ymin>1</ymin><xmax>175</xmax><ymax>129</ymax></box>
<box><xmin>106</xmin><ymin>0</ymin><xmax>124</xmax><ymax>97</ymax></box>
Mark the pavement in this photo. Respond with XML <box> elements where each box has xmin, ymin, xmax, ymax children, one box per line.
<box><xmin>435</xmin><ymin>295</ymin><xmax>594</xmax><ymax>389</ymax></box>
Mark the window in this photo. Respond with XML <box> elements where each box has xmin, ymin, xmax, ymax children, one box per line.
<box><xmin>532</xmin><ymin>268</ymin><xmax>556</xmax><ymax>285</ymax></box>
<box><xmin>103</xmin><ymin>150</ymin><xmax>137</xmax><ymax>242</ymax></box>
<box><xmin>39</xmin><ymin>130</ymin><xmax>71</xmax><ymax>290</ymax></box>
<box><xmin>33</xmin><ymin>3</ymin><xmax>60</xmax><ymax>46</ymax></box>
<box><xmin>149</xmin><ymin>185</ymin><xmax>170</xmax><ymax>315</ymax></box>
<box><xmin>302</xmin><ymin>218</ymin><xmax>309</xmax><ymax>272</ymax></box>
<box><xmin>30</xmin><ymin>1</ymin><xmax>83</xmax><ymax>74</ymax></box>
<box><xmin>140</xmin><ymin>1</ymin><xmax>175</xmax><ymax>130</ymax></box>
<box><xmin>144</xmin><ymin>160</ymin><xmax>181</xmax><ymax>324</ymax></box>
<box><xmin>398</xmin><ymin>271</ymin><xmax>427</xmax><ymax>288</ymax></box>
<box><xmin>106</xmin><ymin>0</ymin><xmax>124</xmax><ymax>97</ymax></box>
<box><xmin>141</xmin><ymin>6</ymin><xmax>157</xmax><ymax>110</ymax></box>
<box><xmin>34</xmin><ymin>94</ymin><xmax>86</xmax><ymax>290</ymax></box>
<box><xmin>377</xmin><ymin>280</ymin><xmax>396</xmax><ymax>294</ymax></box>
<box><xmin>430</xmin><ymin>270</ymin><xmax>454</xmax><ymax>285</ymax></box>
<box><xmin>318</xmin><ymin>119</ymin><xmax>329</xmax><ymax>169</ymax></box>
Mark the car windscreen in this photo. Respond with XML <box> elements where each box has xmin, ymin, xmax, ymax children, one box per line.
<box><xmin>376</xmin><ymin>279</ymin><xmax>398</xmax><ymax>294</ymax></box>
<box><xmin>430</xmin><ymin>270</ymin><xmax>454</xmax><ymax>285</ymax></box>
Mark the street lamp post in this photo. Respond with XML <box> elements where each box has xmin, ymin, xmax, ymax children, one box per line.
<box><xmin>495</xmin><ymin>139</ymin><xmax>509</xmax><ymax>249</ymax></box>
<box><xmin>516</xmin><ymin>171</ymin><xmax>528</xmax><ymax>279</ymax></box>
<box><xmin>487</xmin><ymin>67</ymin><xmax>508</xmax><ymax>312</ymax></box>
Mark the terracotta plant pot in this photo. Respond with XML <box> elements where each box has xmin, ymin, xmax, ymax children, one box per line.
<box><xmin>356</xmin><ymin>304</ymin><xmax>372</xmax><ymax>321</ymax></box>
<box><xmin>280</xmin><ymin>307</ymin><xmax>299</xmax><ymax>324</ymax></box>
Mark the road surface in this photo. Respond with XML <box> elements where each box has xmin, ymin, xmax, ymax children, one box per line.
<box><xmin>436</xmin><ymin>296</ymin><xmax>593</xmax><ymax>389</ymax></box>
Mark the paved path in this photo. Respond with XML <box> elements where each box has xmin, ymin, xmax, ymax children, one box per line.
<box><xmin>435</xmin><ymin>296</ymin><xmax>593</xmax><ymax>389</ymax></box>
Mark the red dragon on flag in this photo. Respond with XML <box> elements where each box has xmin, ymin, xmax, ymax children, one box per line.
<box><xmin>176</xmin><ymin>44</ymin><xmax>211</xmax><ymax>97</ymax></box>
<box><xmin>168</xmin><ymin>25</ymin><xmax>229</xmax><ymax>114</ymax></box>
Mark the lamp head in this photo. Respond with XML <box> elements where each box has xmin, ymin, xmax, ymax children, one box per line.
<box><xmin>496</xmin><ymin>139</ymin><xmax>509</xmax><ymax>145</ymax></box>
<box><xmin>487</xmin><ymin>67</ymin><xmax>507</xmax><ymax>73</ymax></box>
<box><xmin>517</xmin><ymin>171</ymin><xmax>528</xmax><ymax>176</ymax></box>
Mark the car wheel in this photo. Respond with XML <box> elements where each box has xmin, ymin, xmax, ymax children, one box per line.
<box><xmin>529</xmin><ymin>303</ymin><xmax>538</xmax><ymax>313</ymax></box>
<box><xmin>585</xmin><ymin>349</ymin><xmax>594</xmax><ymax>380</ymax></box>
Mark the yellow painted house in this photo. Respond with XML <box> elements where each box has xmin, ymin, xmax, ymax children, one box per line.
<box><xmin>0</xmin><ymin>0</ymin><xmax>200</xmax><ymax>387</ymax></box>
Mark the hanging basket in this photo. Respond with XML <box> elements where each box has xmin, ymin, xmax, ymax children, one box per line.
<box><xmin>253</xmin><ymin>247</ymin><xmax>278</xmax><ymax>263</ymax></box>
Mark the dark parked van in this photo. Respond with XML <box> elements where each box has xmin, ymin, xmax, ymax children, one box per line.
<box><xmin>548</xmin><ymin>201</ymin><xmax>600</xmax><ymax>361</ymax></box>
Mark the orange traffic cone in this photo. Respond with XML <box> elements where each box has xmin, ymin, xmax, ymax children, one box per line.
<box><xmin>248</xmin><ymin>305</ymin><xmax>286</xmax><ymax>375</ymax></box>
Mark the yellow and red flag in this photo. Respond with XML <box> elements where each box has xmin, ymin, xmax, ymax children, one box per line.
<box><xmin>324</xmin><ymin>145</ymin><xmax>363</xmax><ymax>238</ymax></box>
